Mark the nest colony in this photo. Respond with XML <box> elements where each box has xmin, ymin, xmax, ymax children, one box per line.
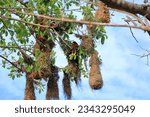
<box><xmin>23</xmin><ymin>1</ymin><xmax>110</xmax><ymax>100</ymax></box>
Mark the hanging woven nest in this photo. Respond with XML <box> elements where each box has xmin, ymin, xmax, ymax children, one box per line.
<box><xmin>95</xmin><ymin>1</ymin><xmax>110</xmax><ymax>23</ymax></box>
<box><xmin>89</xmin><ymin>50</ymin><xmax>103</xmax><ymax>89</ymax></box>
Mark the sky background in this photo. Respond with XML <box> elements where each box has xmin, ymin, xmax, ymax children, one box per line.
<box><xmin>0</xmin><ymin>0</ymin><xmax>150</xmax><ymax>100</ymax></box>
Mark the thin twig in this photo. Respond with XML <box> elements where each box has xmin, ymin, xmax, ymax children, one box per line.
<box><xmin>0</xmin><ymin>6</ymin><xmax>36</xmax><ymax>11</ymax></box>
<box><xmin>131</xmin><ymin>45</ymin><xmax>150</xmax><ymax>65</ymax></box>
<box><xmin>146</xmin><ymin>55</ymin><xmax>149</xmax><ymax>65</ymax></box>
<box><xmin>52</xmin><ymin>28</ymin><xmax>72</xmax><ymax>49</ymax></box>
<box><xmin>0</xmin><ymin>45</ymin><xmax>32</xmax><ymax>54</ymax></box>
<box><xmin>132</xmin><ymin>53</ymin><xmax>150</xmax><ymax>58</ymax></box>
<box><xmin>126</xmin><ymin>21</ymin><xmax>139</xmax><ymax>43</ymax></box>
<box><xmin>109</xmin><ymin>8</ymin><xmax>146</xmax><ymax>26</ymax></box>
<box><xmin>0</xmin><ymin>15</ymin><xmax>49</xmax><ymax>28</ymax></box>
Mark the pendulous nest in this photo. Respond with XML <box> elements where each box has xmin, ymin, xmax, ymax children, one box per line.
<box><xmin>63</xmin><ymin>72</ymin><xmax>72</xmax><ymax>99</ymax></box>
<box><xmin>24</xmin><ymin>74</ymin><xmax>36</xmax><ymax>100</ymax></box>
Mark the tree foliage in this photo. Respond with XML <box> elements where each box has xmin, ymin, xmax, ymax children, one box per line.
<box><xmin>0</xmin><ymin>0</ymin><xmax>149</xmax><ymax>100</ymax></box>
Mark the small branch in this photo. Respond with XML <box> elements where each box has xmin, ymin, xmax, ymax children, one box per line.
<box><xmin>132</xmin><ymin>46</ymin><xmax>150</xmax><ymax>65</ymax></box>
<box><xmin>0</xmin><ymin>54</ymin><xmax>23</xmax><ymax>71</ymax></box>
<box><xmin>110</xmin><ymin>8</ymin><xmax>146</xmax><ymax>26</ymax></box>
<box><xmin>0</xmin><ymin>45</ymin><xmax>33</xmax><ymax>54</ymax></box>
<box><xmin>125</xmin><ymin>21</ymin><xmax>139</xmax><ymax>43</ymax></box>
<box><xmin>0</xmin><ymin>6</ymin><xmax>36</xmax><ymax>11</ymax></box>
<box><xmin>0</xmin><ymin>15</ymin><xmax>49</xmax><ymax>28</ymax></box>
<box><xmin>11</xmin><ymin>37</ymin><xmax>34</xmax><ymax>65</ymax></box>
<box><xmin>132</xmin><ymin>53</ymin><xmax>150</xmax><ymax>58</ymax></box>
<box><xmin>125</xmin><ymin>16</ymin><xmax>137</xmax><ymax>26</ymax></box>
<box><xmin>132</xmin><ymin>52</ymin><xmax>150</xmax><ymax>65</ymax></box>
<box><xmin>129</xmin><ymin>26</ymin><xmax>138</xmax><ymax>43</ymax></box>
<box><xmin>51</xmin><ymin>28</ymin><xmax>71</xmax><ymax>49</ymax></box>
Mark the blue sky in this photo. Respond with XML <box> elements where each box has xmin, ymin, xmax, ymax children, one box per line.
<box><xmin>0</xmin><ymin>0</ymin><xmax>150</xmax><ymax>100</ymax></box>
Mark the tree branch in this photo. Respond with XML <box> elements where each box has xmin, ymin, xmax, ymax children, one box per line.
<box><xmin>0</xmin><ymin>6</ymin><xmax>36</xmax><ymax>11</ymax></box>
<box><xmin>111</xmin><ymin>8</ymin><xmax>145</xmax><ymax>26</ymax></box>
<box><xmin>11</xmin><ymin>38</ymin><xmax>34</xmax><ymax>65</ymax></box>
<box><xmin>0</xmin><ymin>54</ymin><xmax>23</xmax><ymax>72</ymax></box>
<box><xmin>0</xmin><ymin>45</ymin><xmax>32</xmax><ymax>54</ymax></box>
<box><xmin>0</xmin><ymin>10</ymin><xmax>150</xmax><ymax>32</ymax></box>
<box><xmin>0</xmin><ymin>15</ymin><xmax>49</xmax><ymax>28</ymax></box>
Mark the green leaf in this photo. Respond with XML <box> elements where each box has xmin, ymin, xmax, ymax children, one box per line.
<box><xmin>63</xmin><ymin>33</ymin><xmax>69</xmax><ymax>40</ymax></box>
<box><xmin>81</xmin><ymin>6</ymin><xmax>94</xmax><ymax>20</ymax></box>
<box><xmin>8</xmin><ymin>73</ymin><xmax>15</xmax><ymax>80</ymax></box>
<box><xmin>69</xmin><ymin>52</ymin><xmax>77</xmax><ymax>60</ymax></box>
<box><xmin>57</xmin><ymin>1</ymin><xmax>63</xmax><ymax>8</ymax></box>
<box><xmin>26</xmin><ymin>65</ymin><xmax>34</xmax><ymax>72</ymax></box>
<box><xmin>39</xmin><ymin>89</ymin><xmax>42</xmax><ymax>94</ymax></box>
<box><xmin>101</xmin><ymin>36</ymin><xmax>105</xmax><ymax>45</ymax></box>
<box><xmin>2</xmin><ymin>60</ymin><xmax>6</xmax><ymax>68</ymax></box>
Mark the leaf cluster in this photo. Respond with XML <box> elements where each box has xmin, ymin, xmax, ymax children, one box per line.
<box><xmin>0</xmin><ymin>0</ymin><xmax>108</xmax><ymax>92</ymax></box>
